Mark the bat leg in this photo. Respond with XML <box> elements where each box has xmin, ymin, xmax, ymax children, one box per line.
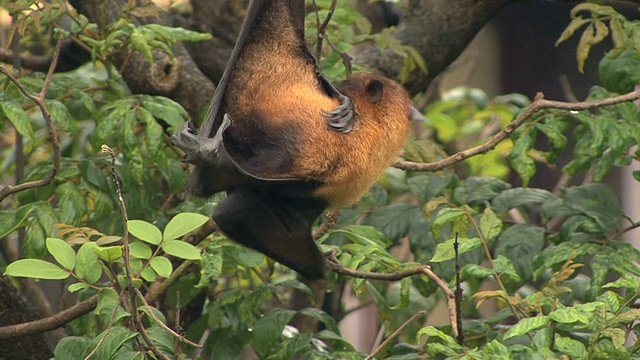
<box><xmin>213</xmin><ymin>187</ymin><xmax>326</xmax><ymax>279</ymax></box>
<box><xmin>171</xmin><ymin>115</ymin><xmax>233</xmax><ymax>166</ymax></box>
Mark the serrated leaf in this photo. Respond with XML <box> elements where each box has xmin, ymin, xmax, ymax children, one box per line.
<box><xmin>46</xmin><ymin>237</ymin><xmax>76</xmax><ymax>270</ymax></box>
<box><xmin>163</xmin><ymin>212</ymin><xmax>209</xmax><ymax>240</ymax></box>
<box><xmin>128</xmin><ymin>220</ymin><xmax>162</xmax><ymax>245</ymax></box>
<box><xmin>3</xmin><ymin>259</ymin><xmax>70</xmax><ymax>280</ymax></box>
<box><xmin>162</xmin><ymin>240</ymin><xmax>201</xmax><ymax>260</ymax></box>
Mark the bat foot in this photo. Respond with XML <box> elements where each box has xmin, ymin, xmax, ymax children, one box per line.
<box><xmin>322</xmin><ymin>94</ymin><xmax>354</xmax><ymax>134</ymax></box>
<box><xmin>171</xmin><ymin>122</ymin><xmax>221</xmax><ymax>165</ymax></box>
<box><xmin>171</xmin><ymin>122</ymin><xmax>201</xmax><ymax>163</ymax></box>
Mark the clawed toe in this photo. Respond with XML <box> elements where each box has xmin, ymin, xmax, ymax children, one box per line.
<box><xmin>322</xmin><ymin>95</ymin><xmax>354</xmax><ymax>133</ymax></box>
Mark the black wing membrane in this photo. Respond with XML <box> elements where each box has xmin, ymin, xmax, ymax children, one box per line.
<box><xmin>212</xmin><ymin>187</ymin><xmax>326</xmax><ymax>279</ymax></box>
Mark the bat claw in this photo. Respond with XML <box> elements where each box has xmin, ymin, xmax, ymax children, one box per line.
<box><xmin>322</xmin><ymin>94</ymin><xmax>354</xmax><ymax>133</ymax></box>
<box><xmin>171</xmin><ymin>122</ymin><xmax>204</xmax><ymax>163</ymax></box>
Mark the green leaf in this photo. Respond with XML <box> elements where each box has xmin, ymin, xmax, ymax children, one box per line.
<box><xmin>68</xmin><ymin>282</ymin><xmax>88</xmax><ymax>293</ymax></box>
<box><xmin>130</xmin><ymin>28</ymin><xmax>153</xmax><ymax>62</ymax></box>
<box><xmin>556</xmin><ymin>17</ymin><xmax>590</xmax><ymax>46</ymax></box>
<box><xmin>479</xmin><ymin>208</ymin><xmax>502</xmax><ymax>241</ymax></box>
<box><xmin>46</xmin><ymin>99</ymin><xmax>78</xmax><ymax>133</ymax></box>
<box><xmin>417</xmin><ymin>326</ymin><xmax>462</xmax><ymax>350</ymax></box>
<box><xmin>46</xmin><ymin>237</ymin><xmax>76</xmax><ymax>270</ymax></box>
<box><xmin>252</xmin><ymin>308</ymin><xmax>296</xmax><ymax>357</ymax></box>
<box><xmin>504</xmin><ymin>315</ymin><xmax>550</xmax><ymax>339</ymax></box>
<box><xmin>162</xmin><ymin>240</ymin><xmax>201</xmax><ymax>260</ymax></box>
<box><xmin>508</xmin><ymin>130</ymin><xmax>536</xmax><ymax>186</ymax></box>
<box><xmin>431</xmin><ymin>237</ymin><xmax>481</xmax><ymax>263</ymax></box>
<box><xmin>1</xmin><ymin>99</ymin><xmax>35</xmax><ymax>141</ymax></box>
<box><xmin>599</xmin><ymin>48</ymin><xmax>640</xmax><ymax>94</ymax></box>
<box><xmin>150</xmin><ymin>256</ymin><xmax>172</xmax><ymax>278</ymax></box>
<box><xmin>197</xmin><ymin>251</ymin><xmax>222</xmax><ymax>287</ymax></box>
<box><xmin>54</xmin><ymin>337</ymin><xmax>91</xmax><ymax>360</ymax></box>
<box><xmin>296</xmin><ymin>308</ymin><xmax>340</xmax><ymax>333</ymax></box>
<box><xmin>129</xmin><ymin>241</ymin><xmax>152</xmax><ymax>259</ymax></box>
<box><xmin>549</xmin><ymin>307</ymin><xmax>589</xmax><ymax>324</ymax></box>
<box><xmin>163</xmin><ymin>212</ymin><xmax>209</xmax><ymax>240</ymax></box>
<box><xmin>483</xmin><ymin>340</ymin><xmax>510</xmax><ymax>359</ymax></box>
<box><xmin>555</xmin><ymin>336</ymin><xmax>588</xmax><ymax>360</ymax></box>
<box><xmin>496</xmin><ymin>224</ymin><xmax>545</xmax><ymax>281</ymax></box>
<box><xmin>128</xmin><ymin>220</ymin><xmax>162</xmax><ymax>245</ymax></box>
<box><xmin>96</xmin><ymin>288</ymin><xmax>131</xmax><ymax>324</ymax></box>
<box><xmin>563</xmin><ymin>183</ymin><xmax>622</xmax><ymax>232</ymax></box>
<box><xmin>140</xmin><ymin>267</ymin><xmax>156</xmax><ymax>282</ymax></box>
<box><xmin>492</xmin><ymin>188</ymin><xmax>553</xmax><ymax>213</ymax></box>
<box><xmin>93</xmin><ymin>245</ymin><xmax>123</xmax><ymax>263</ymax></box>
<box><xmin>86</xmin><ymin>326</ymin><xmax>137</xmax><ymax>359</ymax></box>
<box><xmin>76</xmin><ymin>242</ymin><xmax>102</xmax><ymax>284</ymax></box>
<box><xmin>0</xmin><ymin>203</ymin><xmax>37</xmax><ymax>239</ymax></box>
<box><xmin>3</xmin><ymin>259</ymin><xmax>70</xmax><ymax>280</ymax></box>
<box><xmin>146</xmin><ymin>326</ymin><xmax>174</xmax><ymax>357</ymax></box>
<box><xmin>55</xmin><ymin>183</ymin><xmax>87</xmax><ymax>226</ymax></box>
<box><xmin>331</xmin><ymin>225</ymin><xmax>392</xmax><ymax>249</ymax></box>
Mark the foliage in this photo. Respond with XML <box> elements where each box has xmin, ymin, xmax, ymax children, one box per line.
<box><xmin>1</xmin><ymin>1</ymin><xmax>640</xmax><ymax>360</ymax></box>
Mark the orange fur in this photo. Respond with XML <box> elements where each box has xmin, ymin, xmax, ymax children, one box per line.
<box><xmin>222</xmin><ymin>0</ymin><xmax>412</xmax><ymax>207</ymax></box>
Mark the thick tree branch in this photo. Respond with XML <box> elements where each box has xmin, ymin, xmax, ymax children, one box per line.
<box><xmin>395</xmin><ymin>89</ymin><xmax>640</xmax><ymax>171</ymax></box>
<box><xmin>68</xmin><ymin>0</ymin><xmax>214</xmax><ymax>121</ymax></box>
<box><xmin>0</xmin><ymin>295</ymin><xmax>98</xmax><ymax>340</ymax></box>
<box><xmin>355</xmin><ymin>0</ymin><xmax>517</xmax><ymax>95</ymax></box>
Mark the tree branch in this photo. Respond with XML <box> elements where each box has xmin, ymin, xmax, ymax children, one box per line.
<box><xmin>395</xmin><ymin>89</ymin><xmax>640</xmax><ymax>172</ymax></box>
<box><xmin>325</xmin><ymin>251</ymin><xmax>458</xmax><ymax>337</ymax></box>
<box><xmin>0</xmin><ymin>295</ymin><xmax>98</xmax><ymax>340</ymax></box>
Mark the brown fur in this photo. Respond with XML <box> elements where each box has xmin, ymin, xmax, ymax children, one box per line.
<box><xmin>222</xmin><ymin>0</ymin><xmax>412</xmax><ymax>207</ymax></box>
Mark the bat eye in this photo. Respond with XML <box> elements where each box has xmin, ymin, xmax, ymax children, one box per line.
<box><xmin>365</xmin><ymin>79</ymin><xmax>384</xmax><ymax>103</ymax></box>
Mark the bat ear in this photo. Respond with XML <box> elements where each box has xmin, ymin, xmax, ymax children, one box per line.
<box><xmin>365</xmin><ymin>79</ymin><xmax>384</xmax><ymax>103</ymax></box>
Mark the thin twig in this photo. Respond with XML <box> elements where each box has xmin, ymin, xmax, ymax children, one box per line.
<box><xmin>421</xmin><ymin>266</ymin><xmax>458</xmax><ymax>339</ymax></box>
<box><xmin>395</xmin><ymin>89</ymin><xmax>640</xmax><ymax>172</ymax></box>
<box><xmin>134</xmin><ymin>288</ymin><xmax>201</xmax><ymax>348</ymax></box>
<box><xmin>454</xmin><ymin>233</ymin><xmax>464</xmax><ymax>345</ymax></box>
<box><xmin>84</xmin><ymin>292</ymin><xmax>126</xmax><ymax>360</ymax></box>
<box><xmin>365</xmin><ymin>311</ymin><xmax>426</xmax><ymax>360</ymax></box>
<box><xmin>145</xmin><ymin>260</ymin><xmax>193</xmax><ymax>304</ymax></box>
<box><xmin>325</xmin><ymin>251</ymin><xmax>458</xmax><ymax>337</ymax></box>
<box><xmin>313</xmin><ymin>210</ymin><xmax>340</xmax><ymax>240</ymax></box>
<box><xmin>103</xmin><ymin>145</ymin><xmax>170</xmax><ymax>360</ymax></box>
<box><xmin>0</xmin><ymin>36</ymin><xmax>65</xmax><ymax>202</ymax></box>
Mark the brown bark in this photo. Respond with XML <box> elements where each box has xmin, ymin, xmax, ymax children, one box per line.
<box><xmin>354</xmin><ymin>0</ymin><xmax>517</xmax><ymax>94</ymax></box>
<box><xmin>68</xmin><ymin>0</ymin><xmax>215</xmax><ymax>121</ymax></box>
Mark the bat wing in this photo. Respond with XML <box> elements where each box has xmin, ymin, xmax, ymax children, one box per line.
<box><xmin>212</xmin><ymin>187</ymin><xmax>326</xmax><ymax>279</ymax></box>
